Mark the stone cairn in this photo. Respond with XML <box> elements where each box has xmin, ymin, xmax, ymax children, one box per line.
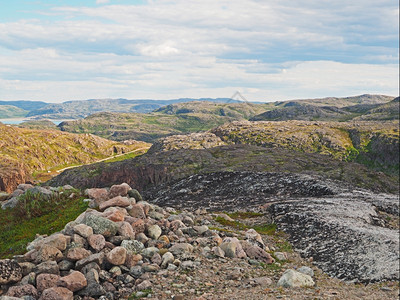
<box><xmin>0</xmin><ymin>183</ymin><xmax>314</xmax><ymax>299</ymax></box>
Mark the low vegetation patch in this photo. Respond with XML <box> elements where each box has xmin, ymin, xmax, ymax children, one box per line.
<box><xmin>0</xmin><ymin>188</ymin><xmax>88</xmax><ymax>258</ymax></box>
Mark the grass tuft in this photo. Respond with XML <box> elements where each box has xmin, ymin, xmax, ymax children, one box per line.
<box><xmin>0</xmin><ymin>188</ymin><xmax>88</xmax><ymax>258</ymax></box>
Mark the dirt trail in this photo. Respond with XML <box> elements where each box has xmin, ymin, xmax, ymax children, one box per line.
<box><xmin>55</xmin><ymin>147</ymin><xmax>150</xmax><ymax>173</ymax></box>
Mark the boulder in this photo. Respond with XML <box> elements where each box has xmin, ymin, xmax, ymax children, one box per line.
<box><xmin>87</xmin><ymin>234</ymin><xmax>106</xmax><ymax>252</ymax></box>
<box><xmin>33</xmin><ymin>261</ymin><xmax>59</xmax><ymax>275</ymax></box>
<box><xmin>35</xmin><ymin>245</ymin><xmax>63</xmax><ymax>263</ymax></box>
<box><xmin>36</xmin><ymin>273</ymin><xmax>60</xmax><ymax>292</ymax></box>
<box><xmin>168</xmin><ymin>243</ymin><xmax>194</xmax><ymax>256</ymax></box>
<box><xmin>108</xmin><ymin>183</ymin><xmax>131</xmax><ymax>198</ymax></box>
<box><xmin>6</xmin><ymin>284</ymin><xmax>37</xmax><ymax>299</ymax></box>
<box><xmin>75</xmin><ymin>253</ymin><xmax>105</xmax><ymax>271</ymax></box>
<box><xmin>106</xmin><ymin>247</ymin><xmax>127</xmax><ymax>265</ymax></box>
<box><xmin>82</xmin><ymin>214</ymin><xmax>119</xmax><ymax>237</ymax></box>
<box><xmin>121</xmin><ymin>240</ymin><xmax>145</xmax><ymax>254</ymax></box>
<box><xmin>128</xmin><ymin>204</ymin><xmax>146</xmax><ymax>219</ymax></box>
<box><xmin>86</xmin><ymin>188</ymin><xmax>109</xmax><ymax>205</ymax></box>
<box><xmin>40</xmin><ymin>286</ymin><xmax>73</xmax><ymax>300</ymax></box>
<box><xmin>220</xmin><ymin>237</ymin><xmax>246</xmax><ymax>259</ymax></box>
<box><xmin>240</xmin><ymin>241</ymin><xmax>274</xmax><ymax>264</ymax></box>
<box><xmin>66</xmin><ymin>247</ymin><xmax>91</xmax><ymax>261</ymax></box>
<box><xmin>277</xmin><ymin>269</ymin><xmax>315</xmax><ymax>288</ymax></box>
<box><xmin>147</xmin><ymin>224</ymin><xmax>162</xmax><ymax>240</ymax></box>
<box><xmin>73</xmin><ymin>224</ymin><xmax>93</xmax><ymax>238</ymax></box>
<box><xmin>57</xmin><ymin>271</ymin><xmax>87</xmax><ymax>292</ymax></box>
<box><xmin>118</xmin><ymin>222</ymin><xmax>135</xmax><ymax>239</ymax></box>
<box><xmin>0</xmin><ymin>259</ymin><xmax>22</xmax><ymax>284</ymax></box>
<box><xmin>99</xmin><ymin>196</ymin><xmax>130</xmax><ymax>211</ymax></box>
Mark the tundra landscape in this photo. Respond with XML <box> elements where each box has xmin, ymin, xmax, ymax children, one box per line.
<box><xmin>0</xmin><ymin>94</ymin><xmax>399</xmax><ymax>300</ymax></box>
<box><xmin>0</xmin><ymin>0</ymin><xmax>398</xmax><ymax>299</ymax></box>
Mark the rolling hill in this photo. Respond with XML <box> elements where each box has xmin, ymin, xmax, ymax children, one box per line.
<box><xmin>0</xmin><ymin>123</ymin><xmax>150</xmax><ymax>192</ymax></box>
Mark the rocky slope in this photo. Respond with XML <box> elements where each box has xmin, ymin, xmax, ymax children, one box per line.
<box><xmin>211</xmin><ymin>120</ymin><xmax>399</xmax><ymax>175</ymax></box>
<box><xmin>0</xmin><ymin>182</ymin><xmax>398</xmax><ymax>300</ymax></box>
<box><xmin>0</xmin><ymin>123</ymin><xmax>150</xmax><ymax>192</ymax></box>
<box><xmin>47</xmin><ymin>143</ymin><xmax>399</xmax><ymax>194</ymax></box>
<box><xmin>144</xmin><ymin>171</ymin><xmax>399</xmax><ymax>283</ymax></box>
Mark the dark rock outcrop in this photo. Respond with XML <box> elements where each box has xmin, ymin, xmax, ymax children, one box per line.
<box><xmin>143</xmin><ymin>171</ymin><xmax>399</xmax><ymax>283</ymax></box>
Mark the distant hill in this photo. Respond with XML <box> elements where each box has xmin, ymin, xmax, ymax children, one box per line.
<box><xmin>251</xmin><ymin>95</ymin><xmax>398</xmax><ymax>122</ymax></box>
<box><xmin>0</xmin><ymin>105</ymin><xmax>28</xmax><ymax>118</ymax></box>
<box><xmin>277</xmin><ymin>94</ymin><xmax>394</xmax><ymax>107</ymax></box>
<box><xmin>0</xmin><ymin>100</ymin><xmax>49</xmax><ymax>111</ymax></box>
<box><xmin>27</xmin><ymin>98</ymin><xmax>240</xmax><ymax>119</ymax></box>
<box><xmin>58</xmin><ymin>101</ymin><xmax>269</xmax><ymax>142</ymax></box>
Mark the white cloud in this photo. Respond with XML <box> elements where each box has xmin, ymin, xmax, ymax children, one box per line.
<box><xmin>96</xmin><ymin>0</ymin><xmax>110</xmax><ymax>4</ymax></box>
<box><xmin>0</xmin><ymin>0</ymin><xmax>398</xmax><ymax>101</ymax></box>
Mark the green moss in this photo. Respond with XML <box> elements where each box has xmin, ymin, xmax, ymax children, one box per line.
<box><xmin>227</xmin><ymin>211</ymin><xmax>264</xmax><ymax>219</ymax></box>
<box><xmin>252</xmin><ymin>223</ymin><xmax>277</xmax><ymax>235</ymax></box>
<box><xmin>215</xmin><ymin>216</ymin><xmax>248</xmax><ymax>231</ymax></box>
<box><xmin>0</xmin><ymin>190</ymin><xmax>88</xmax><ymax>258</ymax></box>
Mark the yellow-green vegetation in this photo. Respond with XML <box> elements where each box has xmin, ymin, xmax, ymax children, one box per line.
<box><xmin>0</xmin><ymin>123</ymin><xmax>151</xmax><ymax>191</ymax></box>
<box><xmin>0</xmin><ymin>188</ymin><xmax>88</xmax><ymax>258</ymax></box>
<box><xmin>0</xmin><ymin>105</ymin><xmax>28</xmax><ymax>118</ymax></box>
<box><xmin>58</xmin><ymin>101</ymin><xmax>272</xmax><ymax>142</ymax></box>
<box><xmin>226</xmin><ymin>211</ymin><xmax>264</xmax><ymax>219</ymax></box>
<box><xmin>212</xmin><ymin>120</ymin><xmax>399</xmax><ymax>175</ymax></box>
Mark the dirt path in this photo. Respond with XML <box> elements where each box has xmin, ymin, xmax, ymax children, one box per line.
<box><xmin>55</xmin><ymin>147</ymin><xmax>150</xmax><ymax>173</ymax></box>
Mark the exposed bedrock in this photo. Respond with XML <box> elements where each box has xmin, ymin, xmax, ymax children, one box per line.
<box><xmin>144</xmin><ymin>171</ymin><xmax>399</xmax><ymax>283</ymax></box>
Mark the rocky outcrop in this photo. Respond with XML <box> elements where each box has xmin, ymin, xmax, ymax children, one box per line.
<box><xmin>0</xmin><ymin>165</ymin><xmax>31</xmax><ymax>194</ymax></box>
<box><xmin>143</xmin><ymin>171</ymin><xmax>399</xmax><ymax>283</ymax></box>
<box><xmin>147</xmin><ymin>132</ymin><xmax>226</xmax><ymax>154</ymax></box>
<box><xmin>267</xmin><ymin>193</ymin><xmax>399</xmax><ymax>283</ymax></box>
<box><xmin>48</xmin><ymin>144</ymin><xmax>399</xmax><ymax>194</ymax></box>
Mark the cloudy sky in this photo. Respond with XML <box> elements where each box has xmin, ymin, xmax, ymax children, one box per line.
<box><xmin>0</xmin><ymin>0</ymin><xmax>398</xmax><ymax>102</ymax></box>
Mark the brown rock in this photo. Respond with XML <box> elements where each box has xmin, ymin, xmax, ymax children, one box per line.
<box><xmin>125</xmin><ymin>253</ymin><xmax>142</xmax><ymax>268</ymax></box>
<box><xmin>104</xmin><ymin>210</ymin><xmax>125</xmax><ymax>222</ymax></box>
<box><xmin>58</xmin><ymin>271</ymin><xmax>87</xmax><ymax>292</ymax></box>
<box><xmin>73</xmin><ymin>224</ymin><xmax>93</xmax><ymax>238</ymax></box>
<box><xmin>108</xmin><ymin>183</ymin><xmax>131</xmax><ymax>198</ymax></box>
<box><xmin>128</xmin><ymin>204</ymin><xmax>146</xmax><ymax>219</ymax></box>
<box><xmin>40</xmin><ymin>286</ymin><xmax>73</xmax><ymax>300</ymax></box>
<box><xmin>35</xmin><ymin>245</ymin><xmax>63</xmax><ymax>263</ymax></box>
<box><xmin>106</xmin><ymin>247</ymin><xmax>127</xmax><ymax>265</ymax></box>
<box><xmin>118</xmin><ymin>221</ymin><xmax>135</xmax><ymax>239</ymax></box>
<box><xmin>220</xmin><ymin>237</ymin><xmax>247</xmax><ymax>258</ymax></box>
<box><xmin>131</xmin><ymin>219</ymin><xmax>146</xmax><ymax>233</ymax></box>
<box><xmin>87</xmin><ymin>234</ymin><xmax>106</xmax><ymax>252</ymax></box>
<box><xmin>32</xmin><ymin>234</ymin><xmax>68</xmax><ymax>251</ymax></box>
<box><xmin>99</xmin><ymin>196</ymin><xmax>130</xmax><ymax>211</ymax></box>
<box><xmin>240</xmin><ymin>241</ymin><xmax>274</xmax><ymax>264</ymax></box>
<box><xmin>86</xmin><ymin>188</ymin><xmax>109</xmax><ymax>205</ymax></box>
<box><xmin>66</xmin><ymin>247</ymin><xmax>91</xmax><ymax>261</ymax></box>
<box><xmin>6</xmin><ymin>284</ymin><xmax>38</xmax><ymax>298</ymax></box>
<box><xmin>0</xmin><ymin>259</ymin><xmax>22</xmax><ymax>284</ymax></box>
<box><xmin>170</xmin><ymin>220</ymin><xmax>186</xmax><ymax>231</ymax></box>
<box><xmin>36</xmin><ymin>273</ymin><xmax>60</xmax><ymax>292</ymax></box>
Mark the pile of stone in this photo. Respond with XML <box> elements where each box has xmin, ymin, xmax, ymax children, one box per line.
<box><xmin>0</xmin><ymin>183</ymin><xmax>310</xmax><ymax>300</ymax></box>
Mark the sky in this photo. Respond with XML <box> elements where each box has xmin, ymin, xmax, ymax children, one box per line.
<box><xmin>0</xmin><ymin>0</ymin><xmax>398</xmax><ymax>102</ymax></box>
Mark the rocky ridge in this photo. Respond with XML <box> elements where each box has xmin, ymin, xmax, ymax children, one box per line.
<box><xmin>144</xmin><ymin>172</ymin><xmax>400</xmax><ymax>283</ymax></box>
